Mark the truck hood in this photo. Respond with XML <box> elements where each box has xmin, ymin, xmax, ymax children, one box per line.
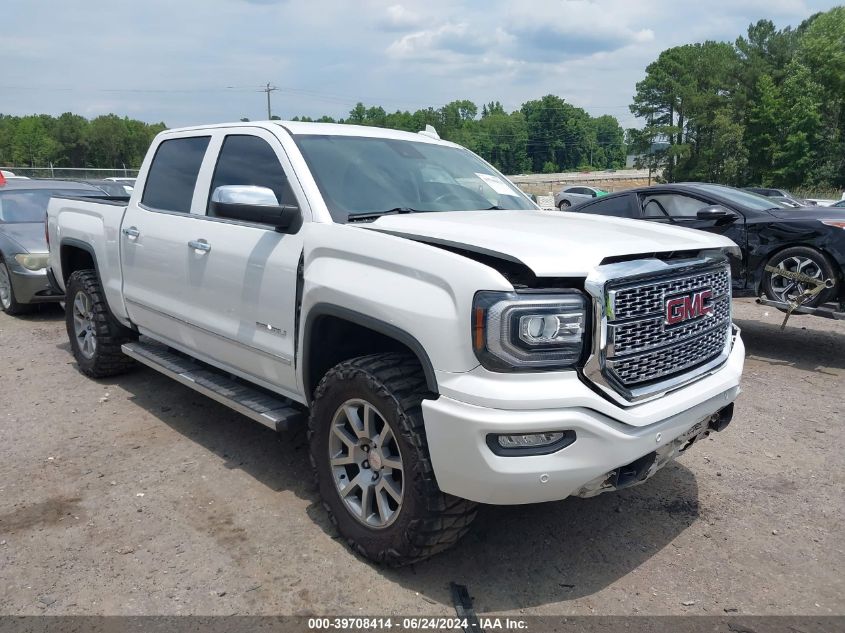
<box><xmin>361</xmin><ymin>210</ymin><xmax>737</xmax><ymax>277</ymax></box>
<box><xmin>0</xmin><ymin>222</ymin><xmax>47</xmax><ymax>254</ymax></box>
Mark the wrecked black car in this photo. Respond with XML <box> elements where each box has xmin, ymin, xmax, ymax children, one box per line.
<box><xmin>568</xmin><ymin>183</ymin><xmax>845</xmax><ymax>319</ymax></box>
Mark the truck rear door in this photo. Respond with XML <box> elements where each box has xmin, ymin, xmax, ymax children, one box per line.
<box><xmin>121</xmin><ymin>132</ymin><xmax>212</xmax><ymax>346</ymax></box>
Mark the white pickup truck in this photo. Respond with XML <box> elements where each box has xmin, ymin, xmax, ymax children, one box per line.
<box><xmin>47</xmin><ymin>121</ymin><xmax>744</xmax><ymax>565</ymax></box>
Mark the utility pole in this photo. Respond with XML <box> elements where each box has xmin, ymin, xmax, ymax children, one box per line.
<box><xmin>262</xmin><ymin>83</ymin><xmax>278</xmax><ymax>119</ymax></box>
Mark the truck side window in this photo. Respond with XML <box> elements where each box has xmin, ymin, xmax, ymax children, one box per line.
<box><xmin>208</xmin><ymin>135</ymin><xmax>297</xmax><ymax>216</ymax></box>
<box><xmin>141</xmin><ymin>136</ymin><xmax>210</xmax><ymax>213</ymax></box>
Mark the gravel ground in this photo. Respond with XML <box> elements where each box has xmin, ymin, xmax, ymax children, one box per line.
<box><xmin>0</xmin><ymin>298</ymin><xmax>842</xmax><ymax>616</ymax></box>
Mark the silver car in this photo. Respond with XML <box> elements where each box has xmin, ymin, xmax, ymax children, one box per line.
<box><xmin>553</xmin><ymin>185</ymin><xmax>608</xmax><ymax>210</ymax></box>
<box><xmin>0</xmin><ymin>179</ymin><xmax>104</xmax><ymax>315</ymax></box>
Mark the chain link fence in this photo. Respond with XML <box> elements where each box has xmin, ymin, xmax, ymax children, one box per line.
<box><xmin>2</xmin><ymin>167</ymin><xmax>139</xmax><ymax>180</ymax></box>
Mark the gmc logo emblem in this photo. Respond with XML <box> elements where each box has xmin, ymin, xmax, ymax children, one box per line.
<box><xmin>665</xmin><ymin>290</ymin><xmax>713</xmax><ymax>325</ymax></box>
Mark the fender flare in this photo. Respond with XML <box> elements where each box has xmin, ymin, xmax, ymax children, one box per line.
<box><xmin>59</xmin><ymin>238</ymin><xmax>102</xmax><ymax>283</ymax></box>
<box><xmin>301</xmin><ymin>303</ymin><xmax>438</xmax><ymax>397</ymax></box>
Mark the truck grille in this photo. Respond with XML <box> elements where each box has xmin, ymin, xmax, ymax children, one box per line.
<box><xmin>603</xmin><ymin>265</ymin><xmax>731</xmax><ymax>388</ymax></box>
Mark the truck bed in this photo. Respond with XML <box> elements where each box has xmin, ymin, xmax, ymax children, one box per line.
<box><xmin>46</xmin><ymin>195</ymin><xmax>130</xmax><ymax>323</ymax></box>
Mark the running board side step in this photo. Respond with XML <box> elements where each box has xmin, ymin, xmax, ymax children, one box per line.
<box><xmin>121</xmin><ymin>340</ymin><xmax>306</xmax><ymax>432</ymax></box>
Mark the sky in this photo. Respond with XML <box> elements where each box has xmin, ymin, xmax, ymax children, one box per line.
<box><xmin>2</xmin><ymin>0</ymin><xmax>841</xmax><ymax>129</ymax></box>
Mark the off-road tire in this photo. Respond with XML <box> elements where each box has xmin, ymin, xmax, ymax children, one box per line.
<box><xmin>66</xmin><ymin>269</ymin><xmax>137</xmax><ymax>378</ymax></box>
<box><xmin>308</xmin><ymin>353</ymin><xmax>477</xmax><ymax>566</ymax></box>
<box><xmin>0</xmin><ymin>259</ymin><xmax>34</xmax><ymax>316</ymax></box>
<box><xmin>762</xmin><ymin>246</ymin><xmax>839</xmax><ymax>308</ymax></box>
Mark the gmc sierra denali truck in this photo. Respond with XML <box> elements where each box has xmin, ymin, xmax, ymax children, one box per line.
<box><xmin>47</xmin><ymin>121</ymin><xmax>745</xmax><ymax>565</ymax></box>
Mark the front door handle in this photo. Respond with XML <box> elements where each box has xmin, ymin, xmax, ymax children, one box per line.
<box><xmin>188</xmin><ymin>239</ymin><xmax>211</xmax><ymax>253</ymax></box>
<box><xmin>122</xmin><ymin>226</ymin><xmax>140</xmax><ymax>240</ymax></box>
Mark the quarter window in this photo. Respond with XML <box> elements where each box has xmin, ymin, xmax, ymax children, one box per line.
<box><xmin>141</xmin><ymin>136</ymin><xmax>210</xmax><ymax>213</ymax></box>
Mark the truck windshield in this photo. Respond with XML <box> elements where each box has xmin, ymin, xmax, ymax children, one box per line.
<box><xmin>294</xmin><ymin>134</ymin><xmax>535</xmax><ymax>222</ymax></box>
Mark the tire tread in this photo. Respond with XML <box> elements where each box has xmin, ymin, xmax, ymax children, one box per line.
<box><xmin>307</xmin><ymin>352</ymin><xmax>477</xmax><ymax>566</ymax></box>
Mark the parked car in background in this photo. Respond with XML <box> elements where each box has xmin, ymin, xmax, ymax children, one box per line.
<box><xmin>1</xmin><ymin>169</ymin><xmax>28</xmax><ymax>180</ymax></box>
<box><xmin>805</xmin><ymin>198</ymin><xmax>838</xmax><ymax>207</ymax></box>
<box><xmin>80</xmin><ymin>179</ymin><xmax>134</xmax><ymax>197</ymax></box>
<box><xmin>769</xmin><ymin>196</ymin><xmax>802</xmax><ymax>208</ymax></box>
<box><xmin>0</xmin><ymin>179</ymin><xmax>105</xmax><ymax>314</ymax></box>
<box><xmin>569</xmin><ymin>183</ymin><xmax>845</xmax><ymax>312</ymax></box>
<box><xmin>744</xmin><ymin>186</ymin><xmax>813</xmax><ymax>207</ymax></box>
<box><xmin>832</xmin><ymin>200</ymin><xmax>845</xmax><ymax>208</ymax></box>
<box><xmin>104</xmin><ymin>177</ymin><xmax>136</xmax><ymax>186</ymax></box>
<box><xmin>553</xmin><ymin>185</ymin><xmax>607</xmax><ymax>210</ymax></box>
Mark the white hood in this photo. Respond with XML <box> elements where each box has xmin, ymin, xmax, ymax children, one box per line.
<box><xmin>362</xmin><ymin>210</ymin><xmax>737</xmax><ymax>277</ymax></box>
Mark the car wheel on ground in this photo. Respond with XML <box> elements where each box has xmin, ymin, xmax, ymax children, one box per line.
<box><xmin>65</xmin><ymin>269</ymin><xmax>137</xmax><ymax>377</ymax></box>
<box><xmin>762</xmin><ymin>246</ymin><xmax>838</xmax><ymax>308</ymax></box>
<box><xmin>558</xmin><ymin>200</ymin><xmax>571</xmax><ymax>210</ymax></box>
<box><xmin>0</xmin><ymin>258</ymin><xmax>34</xmax><ymax>316</ymax></box>
<box><xmin>308</xmin><ymin>352</ymin><xmax>478</xmax><ymax>566</ymax></box>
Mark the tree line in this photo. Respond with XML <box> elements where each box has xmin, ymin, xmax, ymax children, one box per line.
<box><xmin>628</xmin><ymin>6</ymin><xmax>845</xmax><ymax>189</ymax></box>
<box><xmin>284</xmin><ymin>95</ymin><xmax>627</xmax><ymax>174</ymax></box>
<box><xmin>0</xmin><ymin>113</ymin><xmax>166</xmax><ymax>170</ymax></box>
<box><xmin>3</xmin><ymin>5</ymin><xmax>841</xmax><ymax>187</ymax></box>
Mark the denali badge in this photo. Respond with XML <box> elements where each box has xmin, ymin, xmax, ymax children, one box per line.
<box><xmin>665</xmin><ymin>290</ymin><xmax>713</xmax><ymax>325</ymax></box>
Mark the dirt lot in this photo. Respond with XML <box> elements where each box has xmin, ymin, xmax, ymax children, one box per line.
<box><xmin>0</xmin><ymin>299</ymin><xmax>843</xmax><ymax>616</ymax></box>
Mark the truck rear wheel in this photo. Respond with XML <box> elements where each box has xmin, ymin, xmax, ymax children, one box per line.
<box><xmin>66</xmin><ymin>270</ymin><xmax>137</xmax><ymax>378</ymax></box>
<box><xmin>308</xmin><ymin>353</ymin><xmax>477</xmax><ymax>566</ymax></box>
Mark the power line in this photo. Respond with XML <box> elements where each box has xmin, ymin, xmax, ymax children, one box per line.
<box><xmin>262</xmin><ymin>83</ymin><xmax>278</xmax><ymax>119</ymax></box>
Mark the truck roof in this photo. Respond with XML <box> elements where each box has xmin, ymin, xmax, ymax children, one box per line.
<box><xmin>163</xmin><ymin>120</ymin><xmax>454</xmax><ymax>146</ymax></box>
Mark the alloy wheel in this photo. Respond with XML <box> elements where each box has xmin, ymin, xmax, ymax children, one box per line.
<box><xmin>770</xmin><ymin>256</ymin><xmax>824</xmax><ymax>302</ymax></box>
<box><xmin>328</xmin><ymin>398</ymin><xmax>404</xmax><ymax>528</ymax></box>
<box><xmin>72</xmin><ymin>290</ymin><xmax>97</xmax><ymax>359</ymax></box>
<box><xmin>0</xmin><ymin>265</ymin><xmax>11</xmax><ymax>309</ymax></box>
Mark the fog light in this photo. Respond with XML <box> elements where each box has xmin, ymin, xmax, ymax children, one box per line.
<box><xmin>486</xmin><ymin>430</ymin><xmax>576</xmax><ymax>456</ymax></box>
<box><xmin>498</xmin><ymin>432</ymin><xmax>564</xmax><ymax>448</ymax></box>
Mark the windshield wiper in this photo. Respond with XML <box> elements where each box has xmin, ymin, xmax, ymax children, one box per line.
<box><xmin>347</xmin><ymin>207</ymin><xmax>427</xmax><ymax>222</ymax></box>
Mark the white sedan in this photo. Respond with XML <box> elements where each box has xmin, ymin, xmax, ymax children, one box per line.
<box><xmin>553</xmin><ymin>185</ymin><xmax>608</xmax><ymax>210</ymax></box>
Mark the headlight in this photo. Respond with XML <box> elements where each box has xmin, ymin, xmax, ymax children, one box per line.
<box><xmin>14</xmin><ymin>253</ymin><xmax>49</xmax><ymax>271</ymax></box>
<box><xmin>472</xmin><ymin>291</ymin><xmax>589</xmax><ymax>371</ymax></box>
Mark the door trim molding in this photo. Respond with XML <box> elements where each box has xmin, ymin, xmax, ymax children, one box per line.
<box><xmin>124</xmin><ymin>297</ymin><xmax>293</xmax><ymax>365</ymax></box>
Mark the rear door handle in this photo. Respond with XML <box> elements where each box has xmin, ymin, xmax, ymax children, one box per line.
<box><xmin>188</xmin><ymin>239</ymin><xmax>211</xmax><ymax>253</ymax></box>
<box><xmin>122</xmin><ymin>226</ymin><xmax>140</xmax><ymax>239</ymax></box>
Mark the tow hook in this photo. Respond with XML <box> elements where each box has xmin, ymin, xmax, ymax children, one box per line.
<box><xmin>708</xmin><ymin>403</ymin><xmax>734</xmax><ymax>432</ymax></box>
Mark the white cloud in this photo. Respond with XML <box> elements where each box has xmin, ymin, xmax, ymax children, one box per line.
<box><xmin>378</xmin><ymin>4</ymin><xmax>425</xmax><ymax>31</ymax></box>
<box><xmin>0</xmin><ymin>0</ymin><xmax>839</xmax><ymax>127</ymax></box>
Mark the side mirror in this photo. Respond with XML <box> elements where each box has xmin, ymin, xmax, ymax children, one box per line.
<box><xmin>209</xmin><ymin>185</ymin><xmax>300</xmax><ymax>232</ymax></box>
<box><xmin>591</xmin><ymin>192</ymin><xmax>597</xmax><ymax>197</ymax></box>
<box><xmin>696</xmin><ymin>205</ymin><xmax>737</xmax><ymax>222</ymax></box>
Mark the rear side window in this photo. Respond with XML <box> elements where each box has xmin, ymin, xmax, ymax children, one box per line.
<box><xmin>208</xmin><ymin>134</ymin><xmax>297</xmax><ymax>213</ymax></box>
<box><xmin>141</xmin><ymin>136</ymin><xmax>210</xmax><ymax>213</ymax></box>
<box><xmin>574</xmin><ymin>193</ymin><xmax>637</xmax><ymax>218</ymax></box>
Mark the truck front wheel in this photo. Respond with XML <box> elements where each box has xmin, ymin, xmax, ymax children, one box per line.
<box><xmin>66</xmin><ymin>270</ymin><xmax>137</xmax><ymax>378</ymax></box>
<box><xmin>308</xmin><ymin>353</ymin><xmax>477</xmax><ymax>566</ymax></box>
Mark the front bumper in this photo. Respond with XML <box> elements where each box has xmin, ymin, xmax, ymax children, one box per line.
<box><xmin>421</xmin><ymin>334</ymin><xmax>744</xmax><ymax>505</ymax></box>
<box><xmin>7</xmin><ymin>264</ymin><xmax>63</xmax><ymax>304</ymax></box>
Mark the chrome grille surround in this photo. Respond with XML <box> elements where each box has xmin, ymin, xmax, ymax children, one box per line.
<box><xmin>582</xmin><ymin>254</ymin><xmax>734</xmax><ymax>406</ymax></box>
